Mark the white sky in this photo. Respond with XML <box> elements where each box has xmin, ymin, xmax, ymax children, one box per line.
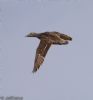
<box><xmin>0</xmin><ymin>0</ymin><xmax>93</xmax><ymax>100</ymax></box>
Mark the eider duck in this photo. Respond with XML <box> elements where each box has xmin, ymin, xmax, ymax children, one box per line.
<box><xmin>26</xmin><ymin>31</ymin><xmax>72</xmax><ymax>73</ymax></box>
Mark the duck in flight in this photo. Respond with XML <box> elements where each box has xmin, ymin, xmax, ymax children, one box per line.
<box><xmin>26</xmin><ymin>31</ymin><xmax>72</xmax><ymax>73</ymax></box>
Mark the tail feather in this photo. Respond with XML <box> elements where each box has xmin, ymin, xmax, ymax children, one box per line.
<box><xmin>60</xmin><ymin>34</ymin><xmax>72</xmax><ymax>41</ymax></box>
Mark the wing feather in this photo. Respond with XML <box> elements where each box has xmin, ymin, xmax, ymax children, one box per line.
<box><xmin>32</xmin><ymin>39</ymin><xmax>51</xmax><ymax>73</ymax></box>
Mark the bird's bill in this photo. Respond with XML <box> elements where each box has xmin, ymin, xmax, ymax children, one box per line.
<box><xmin>25</xmin><ymin>32</ymin><xmax>37</xmax><ymax>37</ymax></box>
<box><xmin>25</xmin><ymin>33</ymin><xmax>31</xmax><ymax>37</ymax></box>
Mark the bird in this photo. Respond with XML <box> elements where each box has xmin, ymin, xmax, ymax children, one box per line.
<box><xmin>26</xmin><ymin>31</ymin><xmax>72</xmax><ymax>73</ymax></box>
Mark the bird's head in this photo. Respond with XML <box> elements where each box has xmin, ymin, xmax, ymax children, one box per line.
<box><xmin>26</xmin><ymin>32</ymin><xmax>37</xmax><ymax>37</ymax></box>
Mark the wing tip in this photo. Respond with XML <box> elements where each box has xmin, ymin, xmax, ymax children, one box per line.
<box><xmin>32</xmin><ymin>69</ymin><xmax>37</xmax><ymax>73</ymax></box>
<box><xmin>32</xmin><ymin>67</ymin><xmax>38</xmax><ymax>73</ymax></box>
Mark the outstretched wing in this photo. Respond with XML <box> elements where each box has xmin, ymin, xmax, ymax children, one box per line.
<box><xmin>32</xmin><ymin>39</ymin><xmax>51</xmax><ymax>73</ymax></box>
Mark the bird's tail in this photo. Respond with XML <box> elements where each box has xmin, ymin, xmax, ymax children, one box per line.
<box><xmin>60</xmin><ymin>34</ymin><xmax>72</xmax><ymax>41</ymax></box>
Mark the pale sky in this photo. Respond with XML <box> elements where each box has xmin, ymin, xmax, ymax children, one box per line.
<box><xmin>0</xmin><ymin>0</ymin><xmax>93</xmax><ymax>100</ymax></box>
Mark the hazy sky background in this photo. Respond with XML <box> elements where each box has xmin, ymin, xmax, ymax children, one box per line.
<box><xmin>0</xmin><ymin>0</ymin><xmax>93</xmax><ymax>100</ymax></box>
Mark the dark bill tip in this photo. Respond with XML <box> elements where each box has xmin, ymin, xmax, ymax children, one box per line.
<box><xmin>25</xmin><ymin>34</ymin><xmax>30</xmax><ymax>37</ymax></box>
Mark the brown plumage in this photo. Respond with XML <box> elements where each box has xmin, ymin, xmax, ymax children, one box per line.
<box><xmin>26</xmin><ymin>31</ymin><xmax>72</xmax><ymax>73</ymax></box>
